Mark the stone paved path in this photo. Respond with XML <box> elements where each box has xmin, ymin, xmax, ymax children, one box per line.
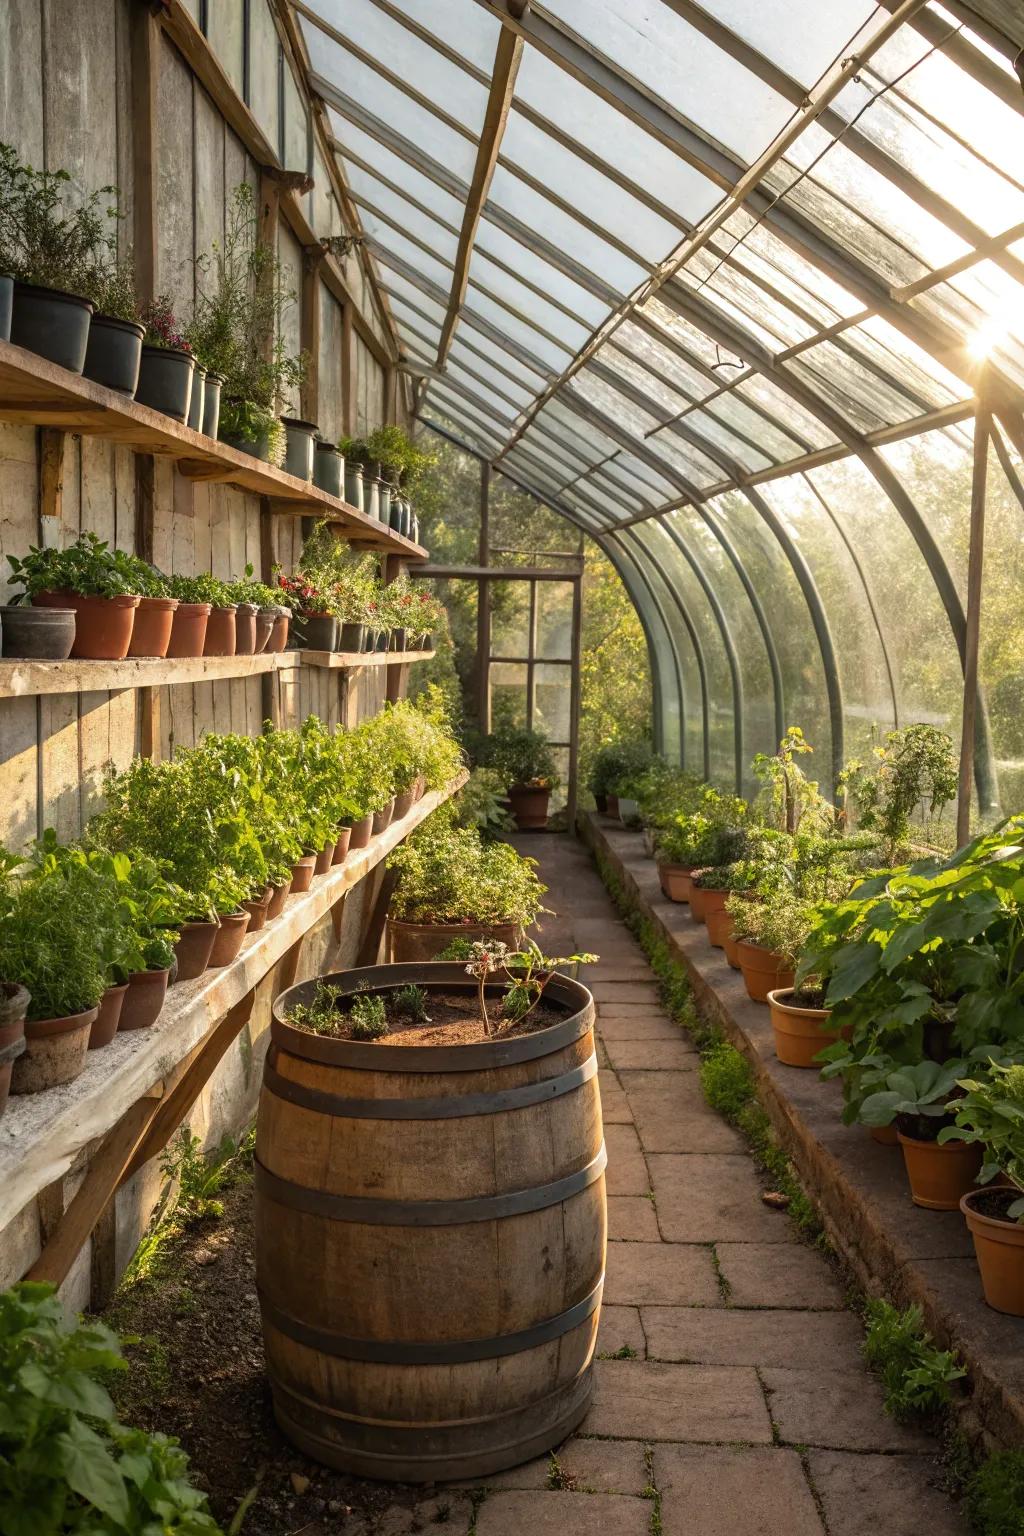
<box><xmin>458</xmin><ymin>835</ymin><xmax>968</xmax><ymax>1536</ymax></box>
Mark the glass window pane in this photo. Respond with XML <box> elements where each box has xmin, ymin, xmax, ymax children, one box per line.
<box><xmin>537</xmin><ymin>586</ymin><xmax>574</xmax><ymax>660</ymax></box>
<box><xmin>534</xmin><ymin>663</ymin><xmax>572</xmax><ymax>742</ymax></box>
<box><xmin>490</xmin><ymin>662</ymin><xmax>529</xmax><ymax>730</ymax></box>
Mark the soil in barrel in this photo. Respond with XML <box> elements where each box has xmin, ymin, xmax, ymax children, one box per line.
<box><xmin>298</xmin><ymin>989</ymin><xmax>564</xmax><ymax>1046</ymax></box>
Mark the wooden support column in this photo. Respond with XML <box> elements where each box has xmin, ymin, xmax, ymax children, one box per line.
<box><xmin>131</xmin><ymin>3</ymin><xmax>159</xmax><ymax>305</ymax></box>
<box><xmin>300</xmin><ymin>246</ymin><xmax>325</xmax><ymax>425</ymax></box>
<box><xmin>38</xmin><ymin>428</ymin><xmax>65</xmax><ymax>541</ymax></box>
<box><xmin>957</xmin><ymin>371</ymin><xmax>991</xmax><ymax>847</ymax></box>
<box><xmin>357</xmin><ymin>866</ymin><xmax>398</xmax><ymax>966</ymax></box>
<box><xmin>476</xmin><ymin>461</ymin><xmax>491</xmax><ymax>734</ymax></box>
<box><xmin>342</xmin><ymin>301</ymin><xmax>356</xmax><ymax>436</ymax></box>
<box><xmin>567</xmin><ymin>574</ymin><xmax>583</xmax><ymax>831</ymax></box>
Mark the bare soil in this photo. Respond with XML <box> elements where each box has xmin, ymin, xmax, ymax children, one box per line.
<box><xmin>971</xmin><ymin>1186</ymin><xmax>1023</xmax><ymax>1222</ymax></box>
<box><xmin>103</xmin><ymin>1174</ymin><xmax>467</xmax><ymax>1536</ymax></box>
<box><xmin>306</xmin><ymin>990</ymin><xmax>567</xmax><ymax>1046</ymax></box>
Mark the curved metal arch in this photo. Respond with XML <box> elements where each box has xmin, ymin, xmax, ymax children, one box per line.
<box><xmin>647</xmin><ymin>519</ymin><xmax>745</xmax><ymax>796</ymax></box>
<box><xmin>601</xmin><ymin>531</ymin><xmax>689</xmax><ymax>768</ymax></box>
<box><xmin>699</xmin><ymin>502</ymin><xmax>786</xmax><ymax>748</ymax></box>
<box><xmin>594</xmin><ymin>536</ymin><xmax>669</xmax><ymax>757</ymax></box>
<box><xmin>612</xmin><ymin>527</ymin><xmax>712</xmax><ymax>781</ymax></box>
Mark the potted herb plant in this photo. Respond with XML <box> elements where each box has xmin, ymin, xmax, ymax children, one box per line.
<box><xmin>589</xmin><ymin>739</ymin><xmax>655</xmax><ymax>818</ymax></box>
<box><xmin>945</xmin><ymin>1063</ymin><xmax>1024</xmax><ymax>1314</ymax></box>
<box><xmin>134</xmin><ymin>295</ymin><xmax>195</xmax><ymax>421</ymax></box>
<box><xmin>0</xmin><ymin>144</ymin><xmax>111</xmax><ymax>373</ymax></box>
<box><xmin>261</xmin><ymin>941</ymin><xmax>602</xmax><ymax>1480</ymax></box>
<box><xmin>385</xmin><ymin>818</ymin><xmax>546</xmax><ymax>961</ymax></box>
<box><xmin>116</xmin><ymin>554</ymin><xmax>177</xmax><ymax>659</ymax></box>
<box><xmin>226</xmin><ymin>565</ymin><xmax>279</xmax><ymax>655</ymax></box>
<box><xmin>860</xmin><ymin>1060</ymin><xmax>980</xmax><ymax>1209</ymax></box>
<box><xmin>165</xmin><ymin>572</ymin><xmax>214</xmax><ymax>658</ymax></box>
<box><xmin>83</xmin><ymin>259</ymin><xmax>145</xmax><ymax>396</ymax></box>
<box><xmin>7</xmin><ymin>532</ymin><xmax>140</xmax><ymax>660</ymax></box>
<box><xmin>339</xmin><ymin>437</ymin><xmax>365</xmax><ymax>511</ymax></box>
<box><xmin>477</xmin><ymin>725</ymin><xmax>559</xmax><ymax>831</ymax></box>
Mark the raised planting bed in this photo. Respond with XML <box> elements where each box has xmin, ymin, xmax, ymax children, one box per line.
<box><xmin>0</xmin><ymin>773</ymin><xmax>466</xmax><ymax>1238</ymax></box>
<box><xmin>582</xmin><ymin>811</ymin><xmax>1024</xmax><ymax>1452</ymax></box>
<box><xmin>0</xmin><ymin>338</ymin><xmax>426</xmax><ymax>558</ymax></box>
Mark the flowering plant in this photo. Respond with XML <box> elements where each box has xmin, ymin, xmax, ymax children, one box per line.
<box><xmin>141</xmin><ymin>295</ymin><xmax>191</xmax><ymax>352</ymax></box>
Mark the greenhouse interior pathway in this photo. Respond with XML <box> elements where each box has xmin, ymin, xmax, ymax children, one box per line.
<box><xmin>483</xmin><ymin>834</ymin><xmax>967</xmax><ymax>1536</ymax></box>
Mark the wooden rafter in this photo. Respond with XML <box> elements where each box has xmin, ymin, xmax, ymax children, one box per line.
<box><xmin>436</xmin><ymin>23</ymin><xmax>524</xmax><ymax>368</ymax></box>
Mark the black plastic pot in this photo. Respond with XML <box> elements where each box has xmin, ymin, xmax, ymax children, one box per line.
<box><xmin>203</xmin><ymin>373</ymin><xmax>223</xmax><ymax>437</ymax></box>
<box><xmin>344</xmin><ymin>461</ymin><xmax>364</xmax><ymax>512</ymax></box>
<box><xmin>283</xmin><ymin>418</ymin><xmax>317</xmax><ymax>481</ymax></box>
<box><xmin>314</xmin><ymin>441</ymin><xmax>344</xmax><ymax>498</ymax></box>
<box><xmin>389</xmin><ymin>627</ymin><xmax>407</xmax><ymax>653</ymax></box>
<box><xmin>10</xmin><ymin>282</ymin><xmax>94</xmax><ymax>373</ymax></box>
<box><xmin>135</xmin><ymin>344</ymin><xmax>195</xmax><ymax>421</ymax></box>
<box><xmin>0</xmin><ymin>275</ymin><xmax>14</xmax><ymax>342</ymax></box>
<box><xmin>221</xmin><ymin>428</ymin><xmax>270</xmax><ymax>461</ymax></box>
<box><xmin>187</xmin><ymin>366</ymin><xmax>207</xmax><ymax>431</ymax></box>
<box><xmin>295</xmin><ymin>612</ymin><xmax>337</xmax><ymax>651</ymax></box>
<box><xmin>389</xmin><ymin>498</ymin><xmax>403</xmax><ymax>532</ymax></box>
<box><xmin>83</xmin><ymin>314</ymin><xmax>145</xmax><ymax>395</ymax></box>
<box><xmin>0</xmin><ymin>604</ymin><xmax>75</xmax><ymax>659</ymax></box>
<box><xmin>339</xmin><ymin>622</ymin><xmax>367</xmax><ymax>653</ymax></box>
<box><xmin>375</xmin><ymin>628</ymin><xmax>389</xmax><ymax>653</ymax></box>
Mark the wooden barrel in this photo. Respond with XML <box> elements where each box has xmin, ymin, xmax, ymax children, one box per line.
<box><xmin>255</xmin><ymin>961</ymin><xmax>606</xmax><ymax>1483</ymax></box>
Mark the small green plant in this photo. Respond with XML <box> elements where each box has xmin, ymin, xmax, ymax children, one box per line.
<box><xmin>388</xmin><ymin>820</ymin><xmax>546</xmax><ymax>929</ymax></box>
<box><xmin>476</xmin><ymin>725</ymin><xmax>559</xmax><ymax>791</ymax></box>
<box><xmin>391</xmin><ymin>983</ymin><xmax>430</xmax><ymax>1022</ymax></box>
<box><xmin>167</xmin><ymin>571</ymin><xmax>232</xmax><ymax>606</ymax></box>
<box><xmin>862</xmin><ymin>1299</ymin><xmax>965</xmax><ymax>1419</ymax></box>
<box><xmin>0</xmin><ymin>142</ymin><xmax>119</xmax><ymax>298</ymax></box>
<box><xmin>700</xmin><ymin>1040</ymin><xmax>755</xmax><ymax>1121</ymax></box>
<box><xmin>939</xmin><ymin>1062</ymin><xmax>1024</xmax><ymax>1216</ymax></box>
<box><xmin>286</xmin><ymin>979</ymin><xmax>344</xmax><ymax>1037</ymax></box>
<box><xmin>349</xmin><ymin>990</ymin><xmax>390</xmax><ymax>1041</ymax></box>
<box><xmin>839</xmin><ymin>724</ymin><xmax>958</xmax><ymax>862</ymax></box>
<box><xmin>7</xmin><ymin>531</ymin><xmax>141</xmax><ymax>601</ymax></box>
<box><xmin>501</xmin><ymin>939</ymin><xmax>598</xmax><ymax>1022</ymax></box>
<box><xmin>968</xmin><ymin>1450</ymin><xmax>1024</xmax><ymax>1535</ymax></box>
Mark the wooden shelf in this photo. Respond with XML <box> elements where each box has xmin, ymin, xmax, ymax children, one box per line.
<box><xmin>0</xmin><ymin>771</ymin><xmax>467</xmax><ymax>1233</ymax></box>
<box><xmin>0</xmin><ymin>339</ymin><xmax>427</xmax><ymax>558</ymax></box>
<box><xmin>0</xmin><ymin>648</ymin><xmax>435</xmax><ymax>698</ymax></box>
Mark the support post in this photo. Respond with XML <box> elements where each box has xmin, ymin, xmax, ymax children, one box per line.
<box><xmin>342</xmin><ymin>301</ymin><xmax>356</xmax><ymax>436</ymax></box>
<box><xmin>476</xmin><ymin>461</ymin><xmax>491</xmax><ymax>734</ymax></box>
<box><xmin>300</xmin><ymin>247</ymin><xmax>324</xmax><ymax>425</ymax></box>
<box><xmin>567</xmin><ymin>574</ymin><xmax>583</xmax><ymax>831</ymax></box>
<box><xmin>130</xmin><ymin>4</ymin><xmax>159</xmax><ymax>306</ymax></box>
<box><xmin>957</xmin><ymin>372</ymin><xmax>991</xmax><ymax>847</ymax></box>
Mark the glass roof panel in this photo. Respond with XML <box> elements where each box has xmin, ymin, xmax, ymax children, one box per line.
<box><xmin>486</xmin><ymin>165</ymin><xmax>645</xmax><ymax>294</ymax></box>
<box><xmin>367</xmin><ymin>228</ymin><xmax>452</xmax><ymax>294</ymax></box>
<box><xmin>447</xmin><ymin>343</ymin><xmax>536</xmax><ymax>411</ymax></box>
<box><xmin>571</xmin><ymin>369</ymin><xmax>724</xmax><ymax>488</ymax></box>
<box><xmin>329</xmin><ymin>115</ymin><xmax>466</xmax><ymax>224</ymax></box>
<box><xmin>704</xmin><ymin>0</ymin><xmax>877</xmax><ymax>86</ymax></box>
<box><xmin>345</xmin><ymin>175</ymin><xmax>459</xmax><ymax>266</ymax></box>
<box><xmin>783</xmin><ymin>340</ymin><xmax>923</xmax><ymax>434</ymax></box>
<box><xmin>341</xmin><ymin>158</ymin><xmax>462</xmax><ymax>244</ymax></box>
<box><xmin>474</xmin><ymin>220</ymin><xmax>610</xmax><ymax>327</ymax></box>
<box><xmin>460</xmin><ymin>283</ymin><xmax>573</xmax><ymax>371</ymax></box>
<box><xmin>540</xmin><ymin>0</ymin><xmax>796</xmax><ymax>163</ymax></box>
<box><xmin>466</xmin><ymin>251</ymin><xmax>592</xmax><ymax>352</ymax></box>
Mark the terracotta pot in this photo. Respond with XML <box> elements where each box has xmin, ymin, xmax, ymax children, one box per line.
<box><xmin>414</xmin><ymin>774</ymin><xmax>426</xmax><ymax>801</ymax></box>
<box><xmin>723</xmin><ymin>928</ymin><xmax>742</xmax><ymax>970</ymax></box>
<box><xmin>387</xmin><ymin>918</ymin><xmax>522</xmax><ymax>964</ymax></box>
<box><xmin>393</xmin><ymin>787</ymin><xmax>415</xmax><ymax>821</ymax></box>
<box><xmin>735</xmin><ymin>940</ymin><xmax>795</xmax><ymax>1005</ymax></box>
<box><xmin>242</xmin><ymin>887</ymin><xmax>273</xmax><ymax>933</ymax></box>
<box><xmin>508</xmin><ymin>784</ymin><xmax>550</xmax><ymax>831</ymax></box>
<box><xmin>689</xmin><ymin>885</ymin><xmax>710</xmax><ymax>923</ymax></box>
<box><xmin>767</xmin><ymin>988</ymin><xmax>841</xmax><ymax>1069</ymax></box>
<box><xmin>290</xmin><ymin>855</ymin><xmax>316</xmax><ymax>894</ymax></box>
<box><xmin>962</xmin><ymin>1188</ymin><xmax>1024</xmax><ymax>1315</ymax></box>
<box><xmin>120</xmin><ymin>967</ymin><xmax>170</xmax><ymax>1031</ymax></box>
<box><xmin>870</xmin><ymin>1123</ymin><xmax>899</xmax><ymax>1147</ymax></box>
<box><xmin>607</xmin><ymin>794</ymin><xmax>619</xmax><ymax>818</ymax></box>
<box><xmin>12</xmin><ymin>1007</ymin><xmax>97</xmax><ymax>1093</ymax></box>
<box><xmin>235</xmin><ymin>602</ymin><xmax>258</xmax><ymax>656</ymax></box>
<box><xmin>254</xmin><ymin>608</ymin><xmax>276</xmax><ymax>653</ymax></box>
<box><xmin>372</xmin><ymin>799</ymin><xmax>396</xmax><ymax>836</ymax></box>
<box><xmin>89</xmin><ymin>983</ymin><xmax>129</xmax><ymax>1048</ymax></box>
<box><xmin>173</xmin><ymin>920</ymin><xmax>219</xmax><ymax>981</ymax></box>
<box><xmin>898</xmin><ymin>1132</ymin><xmax>982</xmax><ymax>1211</ymax></box>
<box><xmin>314</xmin><ymin>841</ymin><xmax>334</xmax><ymax>877</ymax></box>
<box><xmin>595</xmin><ymin>794</ymin><xmax>608</xmax><ymax>814</ymax></box>
<box><xmin>334</xmin><ymin>826</ymin><xmax>353</xmax><ymax>866</ymax></box>
<box><xmin>707</xmin><ymin>907</ymin><xmax>734</xmax><ymax>951</ymax></box>
<box><xmin>127</xmin><ymin>595</ymin><xmax>178</xmax><ymax>658</ymax></box>
<box><xmin>268</xmin><ymin>610</ymin><xmax>291</xmax><ymax>653</ymax></box>
<box><xmin>33</xmin><ymin>591</ymin><xmax>139</xmax><ymax>660</ymax></box>
<box><xmin>167</xmin><ymin>601</ymin><xmax>211</xmax><ymax>658</ymax></box>
<box><xmin>0</xmin><ymin>984</ymin><xmax>29</xmax><ymax>1122</ymax></box>
<box><xmin>349</xmin><ymin>814</ymin><xmax>374</xmax><ymax>850</ymax></box>
<box><xmin>208</xmin><ymin>909</ymin><xmax>251</xmax><ymax>968</ymax></box>
<box><xmin>658</xmin><ymin>864</ymin><xmax>692</xmax><ymax>903</ymax></box>
<box><xmin>204</xmin><ymin>604</ymin><xmax>237</xmax><ymax>656</ymax></box>
<box><xmin>266</xmin><ymin>879</ymin><xmax>292</xmax><ymax>920</ymax></box>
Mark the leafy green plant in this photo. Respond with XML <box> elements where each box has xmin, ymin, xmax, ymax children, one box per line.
<box><xmin>858</xmin><ymin>1058</ymin><xmax>963</xmax><ymax>1137</ymax></box>
<box><xmin>477</xmin><ymin>726</ymin><xmax>559</xmax><ymax>791</ymax></box>
<box><xmin>501</xmin><ymin>938</ymin><xmax>597</xmax><ymax>1022</ymax></box>
<box><xmin>453</xmin><ymin>768</ymin><xmax>515</xmax><ymax>837</ymax></box>
<box><xmin>0</xmin><ymin>1280</ymin><xmax>231</xmax><ymax>1532</ymax></box>
<box><xmin>391</xmin><ymin>983</ymin><xmax>430</xmax><ymax>1022</ymax></box>
<box><xmin>700</xmin><ymin>1040</ymin><xmax>756</xmax><ymax>1120</ymax></box>
<box><xmin>0</xmin><ymin>859</ymin><xmax>108</xmax><ymax>1020</ymax></box>
<box><xmin>968</xmin><ymin>1450</ymin><xmax>1024</xmax><ymax>1536</ymax></box>
<box><xmin>939</xmin><ymin>1062</ymin><xmax>1024</xmax><ymax>1215</ymax></box>
<box><xmin>388</xmin><ymin>821</ymin><xmax>546</xmax><ymax>927</ymax></box>
<box><xmin>840</xmin><ymin>724</ymin><xmax>958</xmax><ymax>862</ymax></box>
<box><xmin>862</xmin><ymin>1298</ymin><xmax>965</xmax><ymax>1419</ymax></box>
<box><xmin>166</xmin><ymin>571</ymin><xmax>230</xmax><ymax>606</ymax></box>
<box><xmin>752</xmin><ymin>726</ymin><xmax>833</xmax><ymax>835</ymax></box>
<box><xmin>588</xmin><ymin>740</ymin><xmax>655</xmax><ymax>800</ymax></box>
<box><xmin>349</xmin><ymin>990</ymin><xmax>389</xmax><ymax>1041</ymax></box>
<box><xmin>285</xmin><ymin>980</ymin><xmax>344</xmax><ymax>1037</ymax></box>
<box><xmin>0</xmin><ymin>143</ymin><xmax>118</xmax><ymax>298</ymax></box>
<box><xmin>92</xmin><ymin>259</ymin><xmax>140</xmax><ymax>324</ymax></box>
<box><xmin>7</xmin><ymin>532</ymin><xmax>141</xmax><ymax>601</ymax></box>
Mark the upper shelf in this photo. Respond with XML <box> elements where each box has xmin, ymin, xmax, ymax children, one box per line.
<box><xmin>0</xmin><ymin>339</ymin><xmax>427</xmax><ymax>559</ymax></box>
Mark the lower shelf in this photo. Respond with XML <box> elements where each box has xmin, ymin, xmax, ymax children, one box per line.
<box><xmin>0</xmin><ymin>770</ymin><xmax>466</xmax><ymax>1232</ymax></box>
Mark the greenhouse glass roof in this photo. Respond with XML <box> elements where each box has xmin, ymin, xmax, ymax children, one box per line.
<box><xmin>285</xmin><ymin>0</ymin><xmax>1024</xmax><ymax>808</ymax></box>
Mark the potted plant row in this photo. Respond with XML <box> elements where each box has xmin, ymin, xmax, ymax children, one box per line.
<box><xmin>339</xmin><ymin>425</ymin><xmax>434</xmax><ymax>541</ymax></box>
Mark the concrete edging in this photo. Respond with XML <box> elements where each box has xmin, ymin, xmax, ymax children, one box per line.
<box><xmin>581</xmin><ymin>812</ymin><xmax>1024</xmax><ymax>1452</ymax></box>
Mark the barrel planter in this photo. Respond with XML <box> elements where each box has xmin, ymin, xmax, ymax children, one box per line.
<box><xmin>256</xmin><ymin>961</ymin><xmax>605</xmax><ymax>1482</ymax></box>
<box><xmin>386</xmin><ymin>918</ymin><xmax>521</xmax><ymax>963</ymax></box>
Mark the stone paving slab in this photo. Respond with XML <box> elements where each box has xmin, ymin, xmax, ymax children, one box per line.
<box><xmin>474</xmin><ymin>1490</ymin><xmax>651</xmax><ymax>1535</ymax></box>
<box><xmin>641</xmin><ymin>1305</ymin><xmax>864</xmax><ymax>1369</ymax></box>
<box><xmin>605</xmin><ymin>1239</ymin><xmax>720</xmax><ymax>1305</ymax></box>
<box><xmin>806</xmin><ymin>1451</ymin><xmax>969</xmax><ymax>1535</ymax></box>
<box><xmin>596</xmin><ymin>1304</ymin><xmax>646</xmax><ymax>1358</ymax></box>
<box><xmin>603</xmin><ymin>1122</ymin><xmax>651</xmax><ymax>1196</ymax></box>
<box><xmin>590</xmin><ymin>981</ymin><xmax>663</xmax><ymax>1003</ymax></box>
<box><xmin>597</xmin><ymin>1071</ymin><xmax>633</xmax><ymax>1123</ymax></box>
<box><xmin>608</xmin><ymin>1194</ymin><xmax>661</xmax><ymax>1241</ymax></box>
<box><xmin>762</xmin><ymin>1367</ymin><xmax>934</xmax><ymax>1452</ymax></box>
<box><xmin>655</xmin><ymin>1445</ymin><xmax>824</xmax><ymax>1536</ymax></box>
<box><xmin>462</xmin><ymin>1437</ymin><xmax>649</xmax><ymax>1495</ymax></box>
<box><xmin>714</xmin><ymin>1242</ymin><xmax>845</xmax><ymax>1309</ymax></box>
<box><xmin>620</xmin><ymin>1070</ymin><xmax>744</xmax><ymax>1153</ymax></box>
<box><xmin>603</xmin><ymin>1037</ymin><xmax>697</xmax><ymax>1071</ymax></box>
<box><xmin>597</xmin><ymin>1012</ymin><xmax>683</xmax><ymax>1038</ymax></box>
<box><xmin>649</xmin><ymin>1154</ymin><xmax>791</xmax><ymax>1242</ymax></box>
<box><xmin>584</xmin><ymin>1359</ymin><xmax>773</xmax><ymax>1443</ymax></box>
